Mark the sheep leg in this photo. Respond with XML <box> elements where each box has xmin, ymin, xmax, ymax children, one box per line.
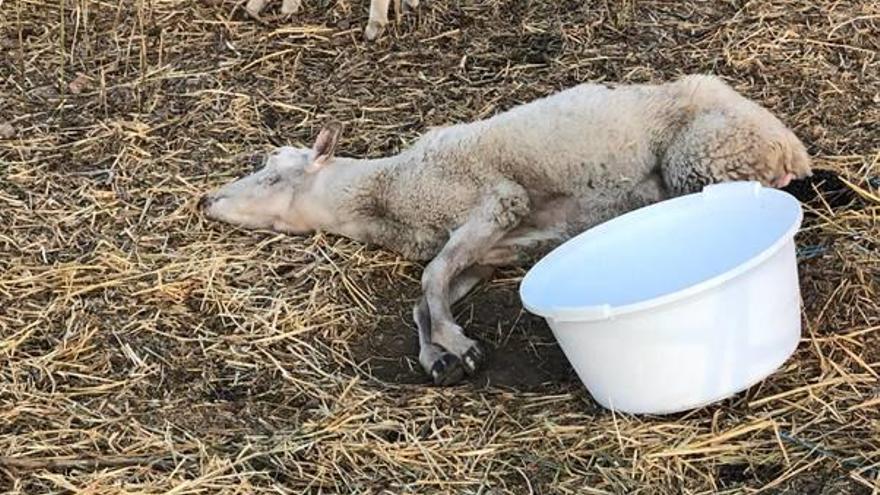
<box><xmin>402</xmin><ymin>0</ymin><xmax>418</xmax><ymax>12</ymax></box>
<box><xmin>414</xmin><ymin>265</ymin><xmax>494</xmax><ymax>385</ymax></box>
<box><xmin>281</xmin><ymin>0</ymin><xmax>301</xmax><ymax>14</ymax></box>
<box><xmin>245</xmin><ymin>0</ymin><xmax>269</xmax><ymax>18</ymax></box>
<box><xmin>365</xmin><ymin>0</ymin><xmax>391</xmax><ymax>40</ymax></box>
<box><xmin>420</xmin><ymin>183</ymin><xmax>529</xmax><ymax>383</ymax></box>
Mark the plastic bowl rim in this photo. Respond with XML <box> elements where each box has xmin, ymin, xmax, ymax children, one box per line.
<box><xmin>519</xmin><ymin>183</ymin><xmax>804</xmax><ymax>323</ymax></box>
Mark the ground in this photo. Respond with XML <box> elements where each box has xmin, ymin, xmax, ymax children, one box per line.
<box><xmin>1</xmin><ymin>0</ymin><xmax>879</xmax><ymax>493</ymax></box>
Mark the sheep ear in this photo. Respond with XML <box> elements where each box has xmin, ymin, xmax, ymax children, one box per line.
<box><xmin>306</xmin><ymin>122</ymin><xmax>342</xmax><ymax>173</ymax></box>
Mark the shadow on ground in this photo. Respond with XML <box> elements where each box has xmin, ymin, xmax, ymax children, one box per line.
<box><xmin>352</xmin><ymin>280</ymin><xmax>578</xmax><ymax>391</ymax></box>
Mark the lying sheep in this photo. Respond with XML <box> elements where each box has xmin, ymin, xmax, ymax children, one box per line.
<box><xmin>246</xmin><ymin>0</ymin><xmax>416</xmax><ymax>40</ymax></box>
<box><xmin>200</xmin><ymin>74</ymin><xmax>812</xmax><ymax>385</ymax></box>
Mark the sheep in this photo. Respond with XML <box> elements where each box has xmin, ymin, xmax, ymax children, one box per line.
<box><xmin>199</xmin><ymin>74</ymin><xmax>812</xmax><ymax>385</ymax></box>
<box><xmin>245</xmin><ymin>0</ymin><xmax>417</xmax><ymax>40</ymax></box>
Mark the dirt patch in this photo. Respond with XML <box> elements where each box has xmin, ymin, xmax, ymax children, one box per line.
<box><xmin>783</xmin><ymin>169</ymin><xmax>864</xmax><ymax>210</ymax></box>
<box><xmin>352</xmin><ymin>278</ymin><xmax>577</xmax><ymax>391</ymax></box>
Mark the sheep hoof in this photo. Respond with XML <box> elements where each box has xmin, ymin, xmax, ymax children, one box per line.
<box><xmin>431</xmin><ymin>353</ymin><xmax>465</xmax><ymax>386</ymax></box>
<box><xmin>461</xmin><ymin>342</ymin><xmax>484</xmax><ymax>375</ymax></box>
<box><xmin>245</xmin><ymin>0</ymin><xmax>267</xmax><ymax>19</ymax></box>
<box><xmin>403</xmin><ymin>0</ymin><xmax>419</xmax><ymax>13</ymax></box>
<box><xmin>281</xmin><ymin>0</ymin><xmax>301</xmax><ymax>14</ymax></box>
<box><xmin>364</xmin><ymin>20</ymin><xmax>386</xmax><ymax>41</ymax></box>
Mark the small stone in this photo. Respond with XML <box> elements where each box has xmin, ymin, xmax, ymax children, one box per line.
<box><xmin>32</xmin><ymin>85</ymin><xmax>58</xmax><ymax>99</ymax></box>
<box><xmin>68</xmin><ymin>72</ymin><xmax>92</xmax><ymax>94</ymax></box>
<box><xmin>0</xmin><ymin>122</ymin><xmax>14</xmax><ymax>139</ymax></box>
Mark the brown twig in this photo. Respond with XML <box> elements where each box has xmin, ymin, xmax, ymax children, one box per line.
<box><xmin>0</xmin><ymin>455</ymin><xmax>170</xmax><ymax>471</ymax></box>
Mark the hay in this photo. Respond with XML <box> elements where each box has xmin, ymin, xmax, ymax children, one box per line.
<box><xmin>1</xmin><ymin>0</ymin><xmax>878</xmax><ymax>493</ymax></box>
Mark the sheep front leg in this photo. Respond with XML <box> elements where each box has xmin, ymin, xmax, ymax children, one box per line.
<box><xmin>419</xmin><ymin>183</ymin><xmax>530</xmax><ymax>384</ymax></box>
<box><xmin>414</xmin><ymin>265</ymin><xmax>494</xmax><ymax>385</ymax></box>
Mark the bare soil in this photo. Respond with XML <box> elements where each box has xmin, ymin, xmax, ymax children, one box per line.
<box><xmin>352</xmin><ymin>277</ymin><xmax>577</xmax><ymax>390</ymax></box>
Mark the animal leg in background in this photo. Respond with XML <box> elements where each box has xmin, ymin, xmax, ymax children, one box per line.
<box><xmin>281</xmin><ymin>0</ymin><xmax>302</xmax><ymax>14</ymax></box>
<box><xmin>364</xmin><ymin>0</ymin><xmax>420</xmax><ymax>40</ymax></box>
<box><xmin>365</xmin><ymin>0</ymin><xmax>391</xmax><ymax>40</ymax></box>
<box><xmin>418</xmin><ymin>182</ymin><xmax>530</xmax><ymax>384</ymax></box>
<box><xmin>246</xmin><ymin>0</ymin><xmax>301</xmax><ymax>17</ymax></box>
<box><xmin>245</xmin><ymin>0</ymin><xmax>413</xmax><ymax>40</ymax></box>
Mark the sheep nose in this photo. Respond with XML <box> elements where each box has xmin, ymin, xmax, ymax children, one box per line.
<box><xmin>772</xmin><ymin>173</ymin><xmax>796</xmax><ymax>188</ymax></box>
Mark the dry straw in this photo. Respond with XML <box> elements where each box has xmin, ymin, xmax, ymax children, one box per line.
<box><xmin>1</xmin><ymin>0</ymin><xmax>878</xmax><ymax>493</ymax></box>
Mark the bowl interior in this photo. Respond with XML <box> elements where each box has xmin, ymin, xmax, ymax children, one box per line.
<box><xmin>520</xmin><ymin>184</ymin><xmax>802</xmax><ymax>315</ymax></box>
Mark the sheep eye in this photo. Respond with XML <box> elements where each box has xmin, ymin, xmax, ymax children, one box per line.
<box><xmin>262</xmin><ymin>174</ymin><xmax>281</xmax><ymax>186</ymax></box>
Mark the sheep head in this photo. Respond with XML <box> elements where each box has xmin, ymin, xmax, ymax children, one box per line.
<box><xmin>199</xmin><ymin>123</ymin><xmax>343</xmax><ymax>234</ymax></box>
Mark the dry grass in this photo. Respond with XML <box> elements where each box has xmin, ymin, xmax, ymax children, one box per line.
<box><xmin>1</xmin><ymin>0</ymin><xmax>879</xmax><ymax>493</ymax></box>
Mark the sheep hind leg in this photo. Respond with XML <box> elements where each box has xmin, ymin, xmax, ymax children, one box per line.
<box><xmin>414</xmin><ymin>265</ymin><xmax>494</xmax><ymax>385</ymax></box>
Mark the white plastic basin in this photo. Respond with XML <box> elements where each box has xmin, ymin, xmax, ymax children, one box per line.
<box><xmin>519</xmin><ymin>181</ymin><xmax>804</xmax><ymax>414</ymax></box>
